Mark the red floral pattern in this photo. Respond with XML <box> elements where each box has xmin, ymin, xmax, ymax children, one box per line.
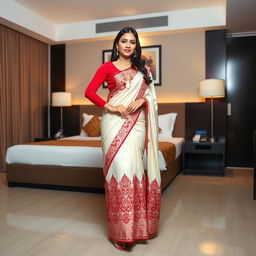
<box><xmin>108</xmin><ymin>69</ymin><xmax>138</xmax><ymax>100</ymax></box>
<box><xmin>105</xmin><ymin>174</ymin><xmax>161</xmax><ymax>242</ymax></box>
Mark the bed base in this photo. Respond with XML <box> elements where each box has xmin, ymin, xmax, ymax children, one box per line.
<box><xmin>6</xmin><ymin>156</ymin><xmax>181</xmax><ymax>193</ymax></box>
<box><xmin>6</xmin><ymin>103</ymin><xmax>185</xmax><ymax>193</ymax></box>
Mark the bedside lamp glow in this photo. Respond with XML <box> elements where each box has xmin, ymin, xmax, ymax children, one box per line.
<box><xmin>52</xmin><ymin>92</ymin><xmax>72</xmax><ymax>138</ymax></box>
<box><xmin>199</xmin><ymin>79</ymin><xmax>225</xmax><ymax>142</ymax></box>
<box><xmin>52</xmin><ymin>92</ymin><xmax>71</xmax><ymax>107</ymax></box>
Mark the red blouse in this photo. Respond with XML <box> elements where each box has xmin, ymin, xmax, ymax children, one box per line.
<box><xmin>85</xmin><ymin>62</ymin><xmax>127</xmax><ymax>108</ymax></box>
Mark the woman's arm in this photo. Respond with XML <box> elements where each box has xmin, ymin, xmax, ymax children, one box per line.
<box><xmin>85</xmin><ymin>63</ymin><xmax>128</xmax><ymax>117</ymax></box>
<box><xmin>104</xmin><ymin>103</ymin><xmax>128</xmax><ymax>118</ymax></box>
<box><xmin>84</xmin><ymin>64</ymin><xmax>108</xmax><ymax>108</ymax></box>
<box><xmin>126</xmin><ymin>99</ymin><xmax>146</xmax><ymax>114</ymax></box>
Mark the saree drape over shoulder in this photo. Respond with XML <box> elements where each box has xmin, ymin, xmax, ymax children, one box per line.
<box><xmin>100</xmin><ymin>67</ymin><xmax>161</xmax><ymax>243</ymax></box>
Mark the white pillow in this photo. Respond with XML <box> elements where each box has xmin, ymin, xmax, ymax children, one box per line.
<box><xmin>158</xmin><ymin>113</ymin><xmax>177</xmax><ymax>138</ymax></box>
<box><xmin>80</xmin><ymin>113</ymin><xmax>101</xmax><ymax>137</ymax></box>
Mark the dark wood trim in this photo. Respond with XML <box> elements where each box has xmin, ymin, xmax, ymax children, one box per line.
<box><xmin>185</xmin><ymin>102</ymin><xmax>226</xmax><ymax>141</ymax></box>
<box><xmin>226</xmin><ymin>36</ymin><xmax>256</xmax><ymax>167</ymax></box>
<box><xmin>50</xmin><ymin>44</ymin><xmax>66</xmax><ymax>137</ymax></box>
<box><xmin>50</xmin><ymin>44</ymin><xmax>65</xmax><ymax>93</ymax></box>
<box><xmin>205</xmin><ymin>30</ymin><xmax>227</xmax><ymax>80</ymax></box>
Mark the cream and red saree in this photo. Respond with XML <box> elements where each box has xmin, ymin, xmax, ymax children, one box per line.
<box><xmin>101</xmin><ymin>67</ymin><xmax>161</xmax><ymax>243</ymax></box>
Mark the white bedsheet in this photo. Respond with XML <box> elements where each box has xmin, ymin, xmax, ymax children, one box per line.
<box><xmin>6</xmin><ymin>136</ymin><xmax>184</xmax><ymax>171</ymax></box>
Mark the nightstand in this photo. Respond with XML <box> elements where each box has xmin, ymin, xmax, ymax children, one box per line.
<box><xmin>182</xmin><ymin>140</ymin><xmax>225</xmax><ymax>176</ymax></box>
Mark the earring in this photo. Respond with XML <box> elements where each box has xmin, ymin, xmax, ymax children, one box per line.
<box><xmin>134</xmin><ymin>52</ymin><xmax>136</xmax><ymax>58</ymax></box>
<box><xmin>116</xmin><ymin>48</ymin><xmax>119</xmax><ymax>57</ymax></box>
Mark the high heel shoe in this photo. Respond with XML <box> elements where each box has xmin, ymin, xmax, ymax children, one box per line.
<box><xmin>125</xmin><ymin>242</ymin><xmax>135</xmax><ymax>250</ymax></box>
<box><xmin>112</xmin><ymin>242</ymin><xmax>126</xmax><ymax>251</ymax></box>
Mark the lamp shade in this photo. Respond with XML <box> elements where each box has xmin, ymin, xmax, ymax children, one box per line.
<box><xmin>199</xmin><ymin>79</ymin><xmax>225</xmax><ymax>98</ymax></box>
<box><xmin>52</xmin><ymin>92</ymin><xmax>72</xmax><ymax>107</ymax></box>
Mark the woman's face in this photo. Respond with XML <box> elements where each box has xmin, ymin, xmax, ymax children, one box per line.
<box><xmin>117</xmin><ymin>32</ymin><xmax>136</xmax><ymax>59</ymax></box>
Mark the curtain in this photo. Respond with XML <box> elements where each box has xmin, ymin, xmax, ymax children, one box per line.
<box><xmin>0</xmin><ymin>24</ymin><xmax>48</xmax><ymax>171</ymax></box>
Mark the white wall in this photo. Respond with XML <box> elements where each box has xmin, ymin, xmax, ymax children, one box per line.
<box><xmin>66</xmin><ymin>30</ymin><xmax>205</xmax><ymax>105</ymax></box>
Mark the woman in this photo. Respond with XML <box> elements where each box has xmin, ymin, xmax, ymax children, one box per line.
<box><xmin>85</xmin><ymin>26</ymin><xmax>161</xmax><ymax>250</ymax></box>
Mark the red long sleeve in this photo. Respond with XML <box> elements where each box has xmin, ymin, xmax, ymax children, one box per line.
<box><xmin>85</xmin><ymin>63</ymin><xmax>108</xmax><ymax>108</ymax></box>
<box><xmin>85</xmin><ymin>62</ymin><xmax>126</xmax><ymax>108</ymax></box>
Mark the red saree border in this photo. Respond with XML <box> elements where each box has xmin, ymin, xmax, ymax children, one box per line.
<box><xmin>105</xmin><ymin>174</ymin><xmax>160</xmax><ymax>242</ymax></box>
<box><xmin>103</xmin><ymin>79</ymin><xmax>147</xmax><ymax>176</ymax></box>
<box><xmin>143</xmin><ymin>97</ymin><xmax>150</xmax><ymax>154</ymax></box>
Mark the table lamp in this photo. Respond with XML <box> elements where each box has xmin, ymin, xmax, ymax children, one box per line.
<box><xmin>199</xmin><ymin>79</ymin><xmax>225</xmax><ymax>142</ymax></box>
<box><xmin>52</xmin><ymin>92</ymin><xmax>72</xmax><ymax>138</ymax></box>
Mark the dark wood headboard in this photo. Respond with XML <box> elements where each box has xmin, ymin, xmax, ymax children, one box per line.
<box><xmin>158</xmin><ymin>103</ymin><xmax>185</xmax><ymax>137</ymax></box>
<box><xmin>60</xmin><ymin>102</ymin><xmax>227</xmax><ymax>140</ymax></box>
<box><xmin>77</xmin><ymin>103</ymin><xmax>185</xmax><ymax>137</ymax></box>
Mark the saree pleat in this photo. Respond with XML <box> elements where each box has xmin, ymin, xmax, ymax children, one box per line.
<box><xmin>101</xmin><ymin>69</ymin><xmax>160</xmax><ymax>242</ymax></box>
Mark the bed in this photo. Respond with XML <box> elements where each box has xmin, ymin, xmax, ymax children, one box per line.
<box><xmin>6</xmin><ymin>103</ymin><xmax>185</xmax><ymax>192</ymax></box>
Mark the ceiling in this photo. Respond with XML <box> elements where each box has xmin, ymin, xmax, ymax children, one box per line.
<box><xmin>1</xmin><ymin>0</ymin><xmax>255</xmax><ymax>43</ymax></box>
<box><xmin>14</xmin><ymin>0</ymin><xmax>226</xmax><ymax>24</ymax></box>
<box><xmin>13</xmin><ymin>0</ymin><xmax>256</xmax><ymax>34</ymax></box>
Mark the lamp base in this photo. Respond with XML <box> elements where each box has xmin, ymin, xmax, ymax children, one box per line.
<box><xmin>55</xmin><ymin>129</ymin><xmax>64</xmax><ymax>139</ymax></box>
<box><xmin>209</xmin><ymin>137</ymin><xmax>215</xmax><ymax>143</ymax></box>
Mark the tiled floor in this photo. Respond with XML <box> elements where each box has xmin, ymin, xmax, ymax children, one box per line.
<box><xmin>0</xmin><ymin>168</ymin><xmax>255</xmax><ymax>255</ymax></box>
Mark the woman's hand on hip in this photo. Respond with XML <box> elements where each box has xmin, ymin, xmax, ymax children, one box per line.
<box><xmin>127</xmin><ymin>99</ymin><xmax>145</xmax><ymax>114</ymax></box>
<box><xmin>104</xmin><ymin>103</ymin><xmax>128</xmax><ymax>118</ymax></box>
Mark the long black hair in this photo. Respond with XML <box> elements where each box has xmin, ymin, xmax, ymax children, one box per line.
<box><xmin>110</xmin><ymin>26</ymin><xmax>152</xmax><ymax>85</ymax></box>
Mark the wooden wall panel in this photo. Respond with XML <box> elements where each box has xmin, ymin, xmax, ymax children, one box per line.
<box><xmin>226</xmin><ymin>36</ymin><xmax>256</xmax><ymax>167</ymax></box>
<box><xmin>50</xmin><ymin>44</ymin><xmax>66</xmax><ymax>137</ymax></box>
